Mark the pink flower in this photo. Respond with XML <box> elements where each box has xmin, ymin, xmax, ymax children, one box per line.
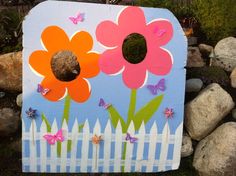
<box><xmin>96</xmin><ymin>6</ymin><xmax>173</xmax><ymax>89</ymax></box>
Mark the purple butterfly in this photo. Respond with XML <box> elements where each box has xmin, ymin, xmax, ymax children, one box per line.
<box><xmin>69</xmin><ymin>12</ymin><xmax>85</xmax><ymax>24</ymax></box>
<box><xmin>164</xmin><ymin>108</ymin><xmax>174</xmax><ymax>119</ymax></box>
<box><xmin>153</xmin><ymin>27</ymin><xmax>166</xmax><ymax>37</ymax></box>
<box><xmin>26</xmin><ymin>107</ymin><xmax>37</xmax><ymax>119</ymax></box>
<box><xmin>99</xmin><ymin>98</ymin><xmax>111</xmax><ymax>109</ymax></box>
<box><xmin>37</xmin><ymin>84</ymin><xmax>50</xmax><ymax>95</ymax></box>
<box><xmin>125</xmin><ymin>133</ymin><xmax>138</xmax><ymax>143</ymax></box>
<box><xmin>147</xmin><ymin>78</ymin><xmax>165</xmax><ymax>95</ymax></box>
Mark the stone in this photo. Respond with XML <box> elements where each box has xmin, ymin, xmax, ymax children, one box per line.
<box><xmin>16</xmin><ymin>93</ymin><xmax>22</xmax><ymax>107</ymax></box>
<box><xmin>0</xmin><ymin>51</ymin><xmax>22</xmax><ymax>92</ymax></box>
<box><xmin>0</xmin><ymin>108</ymin><xmax>20</xmax><ymax>136</ymax></box>
<box><xmin>193</xmin><ymin>122</ymin><xmax>236</xmax><ymax>176</ymax></box>
<box><xmin>181</xmin><ymin>134</ymin><xmax>193</xmax><ymax>157</ymax></box>
<box><xmin>230</xmin><ymin>67</ymin><xmax>236</xmax><ymax>88</ymax></box>
<box><xmin>185</xmin><ymin>83</ymin><xmax>235</xmax><ymax>141</ymax></box>
<box><xmin>0</xmin><ymin>92</ymin><xmax>5</xmax><ymax>98</ymax></box>
<box><xmin>198</xmin><ymin>44</ymin><xmax>213</xmax><ymax>57</ymax></box>
<box><xmin>186</xmin><ymin>78</ymin><xmax>203</xmax><ymax>92</ymax></box>
<box><xmin>232</xmin><ymin>109</ymin><xmax>236</xmax><ymax>120</ymax></box>
<box><xmin>187</xmin><ymin>47</ymin><xmax>205</xmax><ymax>67</ymax></box>
<box><xmin>212</xmin><ymin>37</ymin><xmax>236</xmax><ymax>72</ymax></box>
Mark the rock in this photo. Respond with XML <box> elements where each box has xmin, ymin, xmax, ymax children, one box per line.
<box><xmin>187</xmin><ymin>47</ymin><xmax>205</xmax><ymax>67</ymax></box>
<box><xmin>0</xmin><ymin>92</ymin><xmax>5</xmax><ymax>98</ymax></box>
<box><xmin>212</xmin><ymin>37</ymin><xmax>236</xmax><ymax>72</ymax></box>
<box><xmin>232</xmin><ymin>109</ymin><xmax>236</xmax><ymax>120</ymax></box>
<box><xmin>186</xmin><ymin>78</ymin><xmax>203</xmax><ymax>92</ymax></box>
<box><xmin>0</xmin><ymin>51</ymin><xmax>22</xmax><ymax>92</ymax></box>
<box><xmin>193</xmin><ymin>122</ymin><xmax>236</xmax><ymax>176</ymax></box>
<box><xmin>199</xmin><ymin>44</ymin><xmax>213</xmax><ymax>57</ymax></box>
<box><xmin>185</xmin><ymin>83</ymin><xmax>235</xmax><ymax>141</ymax></box>
<box><xmin>16</xmin><ymin>93</ymin><xmax>22</xmax><ymax>107</ymax></box>
<box><xmin>0</xmin><ymin>108</ymin><xmax>20</xmax><ymax>136</ymax></box>
<box><xmin>230</xmin><ymin>67</ymin><xmax>236</xmax><ymax>88</ymax></box>
<box><xmin>181</xmin><ymin>134</ymin><xmax>193</xmax><ymax>157</ymax></box>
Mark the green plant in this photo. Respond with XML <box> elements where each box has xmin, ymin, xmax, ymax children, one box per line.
<box><xmin>192</xmin><ymin>0</ymin><xmax>236</xmax><ymax>45</ymax></box>
<box><xmin>0</xmin><ymin>9</ymin><xmax>23</xmax><ymax>54</ymax></box>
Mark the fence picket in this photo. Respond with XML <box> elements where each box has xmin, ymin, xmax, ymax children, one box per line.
<box><xmin>60</xmin><ymin>120</ymin><xmax>68</xmax><ymax>172</ymax></box>
<box><xmin>81</xmin><ymin>119</ymin><xmax>90</xmax><ymax>172</ymax></box>
<box><xmin>114</xmin><ymin>121</ymin><xmax>123</xmax><ymax>172</ymax></box>
<box><xmin>50</xmin><ymin>119</ymin><xmax>58</xmax><ymax>172</ymax></box>
<box><xmin>159</xmin><ymin>122</ymin><xmax>170</xmax><ymax>171</ymax></box>
<box><xmin>92</xmin><ymin>119</ymin><xmax>101</xmax><ymax>172</ymax></box>
<box><xmin>135</xmin><ymin>121</ymin><xmax>145</xmax><ymax>172</ymax></box>
<box><xmin>29</xmin><ymin>119</ymin><xmax>37</xmax><ymax>172</ymax></box>
<box><xmin>146</xmin><ymin>121</ymin><xmax>158</xmax><ymax>172</ymax></box>
<box><xmin>172</xmin><ymin>123</ymin><xmax>183</xmax><ymax>170</ymax></box>
<box><xmin>124</xmin><ymin>121</ymin><xmax>135</xmax><ymax>172</ymax></box>
<box><xmin>103</xmin><ymin>120</ymin><xmax>112</xmax><ymax>172</ymax></box>
<box><xmin>70</xmin><ymin>118</ymin><xmax>79</xmax><ymax>172</ymax></box>
<box><xmin>40</xmin><ymin>121</ymin><xmax>47</xmax><ymax>172</ymax></box>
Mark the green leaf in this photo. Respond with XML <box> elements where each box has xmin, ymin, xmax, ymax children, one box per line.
<box><xmin>78</xmin><ymin>123</ymin><xmax>84</xmax><ymax>132</ymax></box>
<box><xmin>62</xmin><ymin>95</ymin><xmax>71</xmax><ymax>124</ymax></box>
<box><xmin>107</xmin><ymin>106</ymin><xmax>127</xmax><ymax>132</ymax></box>
<box><xmin>133</xmin><ymin>94</ymin><xmax>164</xmax><ymax>130</ymax></box>
<box><xmin>41</xmin><ymin>113</ymin><xmax>51</xmax><ymax>132</ymax></box>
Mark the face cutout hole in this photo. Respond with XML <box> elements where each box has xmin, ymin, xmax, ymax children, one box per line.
<box><xmin>122</xmin><ymin>33</ymin><xmax>147</xmax><ymax>64</ymax></box>
<box><xmin>51</xmin><ymin>50</ymin><xmax>80</xmax><ymax>82</ymax></box>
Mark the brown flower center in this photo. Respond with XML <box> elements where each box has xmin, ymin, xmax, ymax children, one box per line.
<box><xmin>122</xmin><ymin>33</ymin><xmax>147</xmax><ymax>64</ymax></box>
<box><xmin>51</xmin><ymin>50</ymin><xmax>80</xmax><ymax>82</ymax></box>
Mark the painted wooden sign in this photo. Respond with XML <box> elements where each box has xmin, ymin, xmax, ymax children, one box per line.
<box><xmin>22</xmin><ymin>1</ymin><xmax>187</xmax><ymax>173</ymax></box>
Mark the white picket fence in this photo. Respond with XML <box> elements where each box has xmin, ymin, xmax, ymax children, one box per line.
<box><xmin>22</xmin><ymin>119</ymin><xmax>183</xmax><ymax>173</ymax></box>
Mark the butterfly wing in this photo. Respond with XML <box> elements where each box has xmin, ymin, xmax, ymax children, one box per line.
<box><xmin>77</xmin><ymin>13</ymin><xmax>84</xmax><ymax>22</ymax></box>
<box><xmin>55</xmin><ymin>129</ymin><xmax>64</xmax><ymax>142</ymax></box>
<box><xmin>37</xmin><ymin>84</ymin><xmax>42</xmax><ymax>93</ymax></box>
<box><xmin>130</xmin><ymin>136</ymin><xmax>138</xmax><ymax>143</ymax></box>
<box><xmin>147</xmin><ymin>85</ymin><xmax>157</xmax><ymax>95</ymax></box>
<box><xmin>43</xmin><ymin>134</ymin><xmax>56</xmax><ymax>145</ymax></box>
<box><xmin>99</xmin><ymin>98</ymin><xmax>105</xmax><ymax>107</ymax></box>
<box><xmin>157</xmin><ymin>78</ymin><xmax>165</xmax><ymax>91</ymax></box>
<box><xmin>69</xmin><ymin>17</ymin><xmax>77</xmax><ymax>24</ymax></box>
<box><xmin>125</xmin><ymin>133</ymin><xmax>131</xmax><ymax>141</ymax></box>
<box><xmin>41</xmin><ymin>88</ymin><xmax>50</xmax><ymax>95</ymax></box>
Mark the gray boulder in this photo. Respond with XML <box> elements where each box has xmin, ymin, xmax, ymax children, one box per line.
<box><xmin>187</xmin><ymin>47</ymin><xmax>205</xmax><ymax>67</ymax></box>
<box><xmin>193</xmin><ymin>122</ymin><xmax>236</xmax><ymax>176</ymax></box>
<box><xmin>199</xmin><ymin>44</ymin><xmax>213</xmax><ymax>57</ymax></box>
<box><xmin>185</xmin><ymin>83</ymin><xmax>235</xmax><ymax>140</ymax></box>
<box><xmin>181</xmin><ymin>134</ymin><xmax>193</xmax><ymax>157</ymax></box>
<box><xmin>212</xmin><ymin>37</ymin><xmax>236</xmax><ymax>71</ymax></box>
<box><xmin>230</xmin><ymin>67</ymin><xmax>236</xmax><ymax>88</ymax></box>
<box><xmin>186</xmin><ymin>78</ymin><xmax>203</xmax><ymax>92</ymax></box>
<box><xmin>16</xmin><ymin>93</ymin><xmax>22</xmax><ymax>107</ymax></box>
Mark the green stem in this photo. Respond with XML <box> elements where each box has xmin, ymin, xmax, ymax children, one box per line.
<box><xmin>57</xmin><ymin>94</ymin><xmax>71</xmax><ymax>157</ymax></box>
<box><xmin>121</xmin><ymin>142</ymin><xmax>127</xmax><ymax>172</ymax></box>
<box><xmin>127</xmin><ymin>89</ymin><xmax>137</xmax><ymax>126</ymax></box>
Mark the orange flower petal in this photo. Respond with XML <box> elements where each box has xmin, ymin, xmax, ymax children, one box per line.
<box><xmin>67</xmin><ymin>77</ymin><xmax>90</xmax><ymax>103</ymax></box>
<box><xmin>41</xmin><ymin>26</ymin><xmax>70</xmax><ymax>52</ymax></box>
<box><xmin>41</xmin><ymin>76</ymin><xmax>66</xmax><ymax>102</ymax></box>
<box><xmin>70</xmin><ymin>31</ymin><xmax>93</xmax><ymax>56</ymax></box>
<box><xmin>29</xmin><ymin>50</ymin><xmax>52</xmax><ymax>76</ymax></box>
<box><xmin>79</xmin><ymin>52</ymin><xmax>100</xmax><ymax>78</ymax></box>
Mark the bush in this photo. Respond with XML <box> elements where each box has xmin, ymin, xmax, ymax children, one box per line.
<box><xmin>192</xmin><ymin>0</ymin><xmax>236</xmax><ymax>45</ymax></box>
<box><xmin>0</xmin><ymin>9</ymin><xmax>23</xmax><ymax>54</ymax></box>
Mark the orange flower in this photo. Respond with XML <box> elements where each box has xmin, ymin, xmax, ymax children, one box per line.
<box><xmin>29</xmin><ymin>26</ymin><xmax>100</xmax><ymax>103</ymax></box>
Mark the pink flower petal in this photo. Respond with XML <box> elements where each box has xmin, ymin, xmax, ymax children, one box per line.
<box><xmin>99</xmin><ymin>47</ymin><xmax>125</xmax><ymax>75</ymax></box>
<box><xmin>118</xmin><ymin>7</ymin><xmax>146</xmax><ymax>32</ymax></box>
<box><xmin>147</xmin><ymin>20</ymin><xmax>173</xmax><ymax>46</ymax></box>
<box><xmin>122</xmin><ymin>64</ymin><xmax>147</xmax><ymax>89</ymax></box>
<box><xmin>146</xmin><ymin>48</ymin><xmax>173</xmax><ymax>75</ymax></box>
<box><xmin>96</xmin><ymin>21</ymin><xmax>120</xmax><ymax>47</ymax></box>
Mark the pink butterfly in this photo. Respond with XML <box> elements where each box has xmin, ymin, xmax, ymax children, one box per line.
<box><xmin>37</xmin><ymin>84</ymin><xmax>50</xmax><ymax>95</ymax></box>
<box><xmin>43</xmin><ymin>129</ymin><xmax>64</xmax><ymax>145</ymax></box>
<box><xmin>164</xmin><ymin>108</ymin><xmax>174</xmax><ymax>119</ymax></box>
<box><xmin>153</xmin><ymin>27</ymin><xmax>166</xmax><ymax>37</ymax></box>
<box><xmin>69</xmin><ymin>12</ymin><xmax>85</xmax><ymax>24</ymax></box>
